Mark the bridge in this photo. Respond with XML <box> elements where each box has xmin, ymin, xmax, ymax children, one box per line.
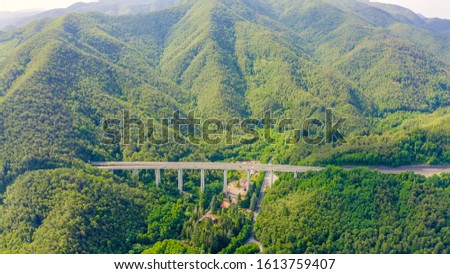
<box><xmin>91</xmin><ymin>161</ymin><xmax>324</xmax><ymax>192</ymax></box>
<box><xmin>91</xmin><ymin>162</ymin><xmax>450</xmax><ymax>193</ymax></box>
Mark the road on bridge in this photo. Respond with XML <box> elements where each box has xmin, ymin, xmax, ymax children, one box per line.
<box><xmin>92</xmin><ymin>162</ymin><xmax>450</xmax><ymax>177</ymax></box>
<box><xmin>91</xmin><ymin>161</ymin><xmax>323</xmax><ymax>173</ymax></box>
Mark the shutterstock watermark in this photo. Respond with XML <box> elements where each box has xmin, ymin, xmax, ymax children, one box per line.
<box><xmin>100</xmin><ymin>109</ymin><xmax>348</xmax><ymax>146</ymax></box>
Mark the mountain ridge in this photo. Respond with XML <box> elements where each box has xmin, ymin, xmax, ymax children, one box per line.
<box><xmin>1</xmin><ymin>0</ymin><xmax>449</xmax><ymax>177</ymax></box>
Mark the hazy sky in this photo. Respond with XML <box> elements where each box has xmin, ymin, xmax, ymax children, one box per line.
<box><xmin>372</xmin><ymin>0</ymin><xmax>450</xmax><ymax>19</ymax></box>
<box><xmin>0</xmin><ymin>1</ymin><xmax>97</xmax><ymax>12</ymax></box>
<box><xmin>0</xmin><ymin>0</ymin><xmax>449</xmax><ymax>19</ymax></box>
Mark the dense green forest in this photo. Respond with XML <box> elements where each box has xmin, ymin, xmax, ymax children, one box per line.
<box><xmin>255</xmin><ymin>167</ymin><xmax>450</xmax><ymax>253</ymax></box>
<box><xmin>1</xmin><ymin>0</ymin><xmax>450</xmax><ymax>254</ymax></box>
<box><xmin>0</xmin><ymin>161</ymin><xmax>253</xmax><ymax>254</ymax></box>
<box><xmin>2</xmin><ymin>0</ymin><xmax>450</xmax><ymax>185</ymax></box>
<box><xmin>0</xmin><ymin>164</ymin><xmax>148</xmax><ymax>253</ymax></box>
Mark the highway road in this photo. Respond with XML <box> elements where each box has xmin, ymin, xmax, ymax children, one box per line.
<box><xmin>91</xmin><ymin>161</ymin><xmax>324</xmax><ymax>173</ymax></box>
<box><xmin>91</xmin><ymin>162</ymin><xmax>450</xmax><ymax>177</ymax></box>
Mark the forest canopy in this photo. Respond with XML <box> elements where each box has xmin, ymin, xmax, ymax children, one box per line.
<box><xmin>255</xmin><ymin>167</ymin><xmax>450</xmax><ymax>254</ymax></box>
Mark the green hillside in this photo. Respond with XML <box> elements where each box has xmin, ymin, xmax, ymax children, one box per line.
<box><xmin>0</xmin><ymin>165</ymin><xmax>148</xmax><ymax>253</ymax></box>
<box><xmin>255</xmin><ymin>167</ymin><xmax>450</xmax><ymax>253</ymax></box>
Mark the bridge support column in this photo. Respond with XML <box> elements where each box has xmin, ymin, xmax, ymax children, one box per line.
<box><xmin>155</xmin><ymin>168</ymin><xmax>161</xmax><ymax>187</ymax></box>
<box><xmin>270</xmin><ymin>170</ymin><xmax>274</xmax><ymax>187</ymax></box>
<box><xmin>178</xmin><ymin>169</ymin><xmax>183</xmax><ymax>193</ymax></box>
<box><xmin>294</xmin><ymin>172</ymin><xmax>298</xmax><ymax>179</ymax></box>
<box><xmin>247</xmin><ymin>170</ymin><xmax>251</xmax><ymax>189</ymax></box>
<box><xmin>133</xmin><ymin>169</ymin><xmax>140</xmax><ymax>181</ymax></box>
<box><xmin>201</xmin><ymin>169</ymin><xmax>205</xmax><ymax>192</ymax></box>
<box><xmin>223</xmin><ymin>170</ymin><xmax>228</xmax><ymax>193</ymax></box>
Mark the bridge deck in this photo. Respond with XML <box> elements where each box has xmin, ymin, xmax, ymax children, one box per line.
<box><xmin>91</xmin><ymin>161</ymin><xmax>323</xmax><ymax>173</ymax></box>
<box><xmin>91</xmin><ymin>162</ymin><xmax>450</xmax><ymax>177</ymax></box>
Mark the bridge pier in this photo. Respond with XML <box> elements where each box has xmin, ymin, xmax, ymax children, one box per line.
<box><xmin>155</xmin><ymin>168</ymin><xmax>161</xmax><ymax>187</ymax></box>
<box><xmin>201</xmin><ymin>169</ymin><xmax>205</xmax><ymax>192</ymax></box>
<box><xmin>178</xmin><ymin>169</ymin><xmax>183</xmax><ymax>193</ymax></box>
<box><xmin>132</xmin><ymin>169</ymin><xmax>140</xmax><ymax>181</ymax></box>
<box><xmin>247</xmin><ymin>170</ymin><xmax>251</xmax><ymax>189</ymax></box>
<box><xmin>294</xmin><ymin>172</ymin><xmax>298</xmax><ymax>179</ymax></box>
<box><xmin>270</xmin><ymin>170</ymin><xmax>274</xmax><ymax>187</ymax></box>
<box><xmin>223</xmin><ymin>170</ymin><xmax>228</xmax><ymax>193</ymax></box>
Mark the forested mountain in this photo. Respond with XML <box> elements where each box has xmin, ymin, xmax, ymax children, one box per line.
<box><xmin>0</xmin><ymin>0</ymin><xmax>450</xmax><ymax>254</ymax></box>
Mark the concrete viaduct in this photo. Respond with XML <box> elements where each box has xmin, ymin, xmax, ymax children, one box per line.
<box><xmin>91</xmin><ymin>162</ymin><xmax>450</xmax><ymax>193</ymax></box>
<box><xmin>91</xmin><ymin>162</ymin><xmax>324</xmax><ymax>193</ymax></box>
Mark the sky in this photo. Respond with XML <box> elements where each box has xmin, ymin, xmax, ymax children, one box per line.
<box><xmin>0</xmin><ymin>0</ymin><xmax>449</xmax><ymax>19</ymax></box>
<box><xmin>0</xmin><ymin>0</ymin><xmax>97</xmax><ymax>12</ymax></box>
<box><xmin>372</xmin><ymin>0</ymin><xmax>450</xmax><ymax>19</ymax></box>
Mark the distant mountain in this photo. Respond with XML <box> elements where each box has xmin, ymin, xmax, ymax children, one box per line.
<box><xmin>368</xmin><ymin>2</ymin><xmax>425</xmax><ymax>25</ymax></box>
<box><xmin>425</xmin><ymin>18</ymin><xmax>450</xmax><ymax>36</ymax></box>
<box><xmin>2</xmin><ymin>0</ymin><xmax>183</xmax><ymax>30</ymax></box>
<box><xmin>368</xmin><ymin>2</ymin><xmax>450</xmax><ymax>37</ymax></box>
<box><xmin>0</xmin><ymin>10</ymin><xmax>43</xmax><ymax>30</ymax></box>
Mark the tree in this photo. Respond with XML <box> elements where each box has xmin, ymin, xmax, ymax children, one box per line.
<box><xmin>250</xmin><ymin>193</ymin><xmax>258</xmax><ymax>211</ymax></box>
<box><xmin>210</xmin><ymin>195</ymin><xmax>218</xmax><ymax>214</ymax></box>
